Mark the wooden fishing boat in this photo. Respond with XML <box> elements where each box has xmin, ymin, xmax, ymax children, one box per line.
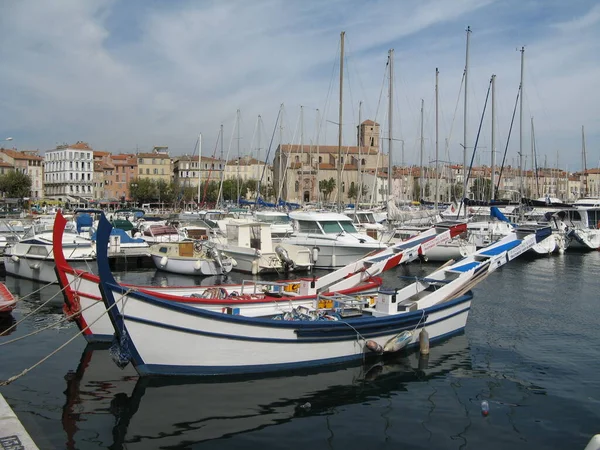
<box><xmin>54</xmin><ymin>213</ymin><xmax>466</xmax><ymax>344</ymax></box>
<box><xmin>96</xmin><ymin>214</ymin><xmax>548</xmax><ymax>377</ymax></box>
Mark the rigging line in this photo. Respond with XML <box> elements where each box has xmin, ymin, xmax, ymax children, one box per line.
<box><xmin>320</xmin><ymin>37</ymin><xmax>342</xmax><ymax>148</ymax></box>
<box><xmin>257</xmin><ymin>106</ymin><xmax>282</xmax><ymax>204</ymax></box>
<box><xmin>201</xmin><ymin>127</ymin><xmax>224</xmax><ymax>204</ymax></box>
<box><xmin>445</xmin><ymin>71</ymin><xmax>465</xmax><ymax>160</ymax></box>
<box><xmin>217</xmin><ymin>111</ymin><xmax>239</xmax><ymax>206</ymax></box>
<box><xmin>496</xmin><ymin>87</ymin><xmax>521</xmax><ymax>198</ymax></box>
<box><xmin>458</xmin><ymin>76</ymin><xmax>492</xmax><ymax>217</ymax></box>
<box><xmin>345</xmin><ymin>35</ymin><xmax>372</xmax><ymax>117</ymax></box>
<box><xmin>276</xmin><ymin>110</ymin><xmax>301</xmax><ymax>202</ymax></box>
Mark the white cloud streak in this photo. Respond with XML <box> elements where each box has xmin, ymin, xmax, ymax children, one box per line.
<box><xmin>0</xmin><ymin>0</ymin><xmax>597</xmax><ymax>170</ymax></box>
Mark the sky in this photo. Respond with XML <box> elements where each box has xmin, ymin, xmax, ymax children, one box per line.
<box><xmin>0</xmin><ymin>0</ymin><xmax>598</xmax><ymax>171</ymax></box>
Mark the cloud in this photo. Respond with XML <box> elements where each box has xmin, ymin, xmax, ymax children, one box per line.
<box><xmin>0</xmin><ymin>0</ymin><xmax>597</xmax><ymax>172</ymax></box>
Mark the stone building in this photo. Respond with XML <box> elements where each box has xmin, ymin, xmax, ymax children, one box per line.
<box><xmin>273</xmin><ymin>120</ymin><xmax>387</xmax><ymax>204</ymax></box>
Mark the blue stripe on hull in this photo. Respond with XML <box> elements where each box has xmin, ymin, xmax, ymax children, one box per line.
<box><xmin>133</xmin><ymin>327</ymin><xmax>467</xmax><ymax>377</ymax></box>
<box><xmin>120</xmin><ymin>305</ymin><xmax>470</xmax><ymax>344</ymax></box>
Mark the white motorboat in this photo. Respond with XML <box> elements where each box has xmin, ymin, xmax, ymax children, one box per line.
<box><xmin>281</xmin><ymin>211</ymin><xmax>387</xmax><ymax>269</ymax></box>
<box><xmin>253</xmin><ymin>211</ymin><xmax>293</xmax><ymax>239</ymax></box>
<box><xmin>214</xmin><ymin>220</ymin><xmax>312</xmax><ymax>274</ymax></box>
<box><xmin>3</xmin><ymin>223</ymin><xmax>96</xmax><ymax>283</ymax></box>
<box><xmin>345</xmin><ymin>209</ymin><xmax>386</xmax><ymax>240</ymax></box>
<box><xmin>149</xmin><ymin>240</ymin><xmax>233</xmax><ymax>275</ymax></box>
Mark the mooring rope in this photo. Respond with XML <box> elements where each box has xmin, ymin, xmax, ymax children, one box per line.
<box><xmin>0</xmin><ymin>272</ymin><xmax>85</xmax><ymax>337</ymax></box>
<box><xmin>0</xmin><ymin>288</ymin><xmax>134</xmax><ymax>386</ymax></box>
<box><xmin>0</xmin><ymin>295</ymin><xmax>98</xmax><ymax>346</ymax></box>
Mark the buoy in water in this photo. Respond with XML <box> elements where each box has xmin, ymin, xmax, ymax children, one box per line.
<box><xmin>419</xmin><ymin>328</ymin><xmax>430</xmax><ymax>355</ymax></box>
<box><xmin>481</xmin><ymin>400</ymin><xmax>489</xmax><ymax>416</ymax></box>
<box><xmin>365</xmin><ymin>340</ymin><xmax>383</xmax><ymax>354</ymax></box>
<box><xmin>383</xmin><ymin>330</ymin><xmax>413</xmax><ymax>353</ymax></box>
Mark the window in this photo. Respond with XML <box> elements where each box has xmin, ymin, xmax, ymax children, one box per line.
<box><xmin>370</xmin><ymin>137</ymin><xmax>374</xmax><ymax>146</ymax></box>
<box><xmin>298</xmin><ymin>220</ymin><xmax>321</xmax><ymax>233</ymax></box>
<box><xmin>154</xmin><ymin>168</ymin><xmax>158</xmax><ymax>175</ymax></box>
<box><xmin>295</xmin><ymin>156</ymin><xmax>299</xmax><ymax>163</ymax></box>
<box><xmin>318</xmin><ymin>156</ymin><xmax>322</xmax><ymax>163</ymax></box>
<box><xmin>146</xmin><ymin>169</ymin><xmax>150</xmax><ymax>175</ymax></box>
<box><xmin>152</xmin><ymin>159</ymin><xmax>156</xmax><ymax>164</ymax></box>
<box><xmin>362</xmin><ymin>159</ymin><xmax>366</xmax><ymax>165</ymax></box>
<box><xmin>139</xmin><ymin>168</ymin><xmax>143</xmax><ymax>175</ymax></box>
<box><xmin>339</xmin><ymin>221</ymin><xmax>357</xmax><ymax>233</ymax></box>
<box><xmin>319</xmin><ymin>221</ymin><xmax>343</xmax><ymax>234</ymax></box>
<box><xmin>342</xmin><ymin>182</ymin><xmax>345</xmax><ymax>193</ymax></box>
<box><xmin>295</xmin><ymin>181</ymin><xmax>299</xmax><ymax>192</ymax></box>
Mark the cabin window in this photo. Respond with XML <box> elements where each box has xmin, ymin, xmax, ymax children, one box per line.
<box><xmin>339</xmin><ymin>221</ymin><xmax>357</xmax><ymax>233</ymax></box>
<box><xmin>298</xmin><ymin>220</ymin><xmax>321</xmax><ymax>233</ymax></box>
<box><xmin>250</xmin><ymin>225</ymin><xmax>261</xmax><ymax>250</ymax></box>
<box><xmin>226</xmin><ymin>225</ymin><xmax>238</xmax><ymax>246</ymax></box>
<box><xmin>27</xmin><ymin>245</ymin><xmax>49</xmax><ymax>257</ymax></box>
<box><xmin>319</xmin><ymin>221</ymin><xmax>343</xmax><ymax>234</ymax></box>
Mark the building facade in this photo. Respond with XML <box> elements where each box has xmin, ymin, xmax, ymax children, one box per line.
<box><xmin>273</xmin><ymin>120</ymin><xmax>387</xmax><ymax>204</ymax></box>
<box><xmin>44</xmin><ymin>142</ymin><xmax>94</xmax><ymax>202</ymax></box>
<box><xmin>0</xmin><ymin>149</ymin><xmax>44</xmax><ymax>199</ymax></box>
<box><xmin>137</xmin><ymin>147</ymin><xmax>172</xmax><ymax>184</ymax></box>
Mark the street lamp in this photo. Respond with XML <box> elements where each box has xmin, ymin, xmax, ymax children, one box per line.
<box><xmin>130</xmin><ymin>183</ymin><xmax>138</xmax><ymax>207</ymax></box>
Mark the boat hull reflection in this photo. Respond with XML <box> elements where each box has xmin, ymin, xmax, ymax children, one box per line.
<box><xmin>62</xmin><ymin>334</ymin><xmax>471</xmax><ymax>448</ymax></box>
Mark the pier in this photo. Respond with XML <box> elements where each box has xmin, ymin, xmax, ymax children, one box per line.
<box><xmin>0</xmin><ymin>393</ymin><xmax>39</xmax><ymax>450</ymax></box>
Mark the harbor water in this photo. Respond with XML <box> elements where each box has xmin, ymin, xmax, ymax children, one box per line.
<box><xmin>1</xmin><ymin>252</ymin><xmax>599</xmax><ymax>449</ymax></box>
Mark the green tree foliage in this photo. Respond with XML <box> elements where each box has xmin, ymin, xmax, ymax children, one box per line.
<box><xmin>470</xmin><ymin>178</ymin><xmax>492</xmax><ymax>201</ymax></box>
<box><xmin>348</xmin><ymin>181</ymin><xmax>358</xmax><ymax>200</ymax></box>
<box><xmin>0</xmin><ymin>170</ymin><xmax>32</xmax><ymax>198</ymax></box>
<box><xmin>319</xmin><ymin>177</ymin><xmax>336</xmax><ymax>201</ymax></box>
<box><xmin>129</xmin><ymin>178</ymin><xmax>156</xmax><ymax>204</ymax></box>
<box><xmin>451</xmin><ymin>183</ymin><xmax>464</xmax><ymax>202</ymax></box>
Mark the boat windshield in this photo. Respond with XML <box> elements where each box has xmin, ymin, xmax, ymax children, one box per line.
<box><xmin>359</xmin><ymin>213</ymin><xmax>375</xmax><ymax>224</ymax></box>
<box><xmin>339</xmin><ymin>221</ymin><xmax>358</xmax><ymax>233</ymax></box>
<box><xmin>319</xmin><ymin>221</ymin><xmax>343</xmax><ymax>234</ymax></box>
<box><xmin>257</xmin><ymin>214</ymin><xmax>289</xmax><ymax>224</ymax></box>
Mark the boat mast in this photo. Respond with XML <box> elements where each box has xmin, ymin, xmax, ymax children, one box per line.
<box><xmin>388</xmin><ymin>49</ymin><xmax>394</xmax><ymax>206</ymax></box>
<box><xmin>236</xmin><ymin>109</ymin><xmax>241</xmax><ymax>206</ymax></box>
<box><xmin>462</xmin><ymin>26</ymin><xmax>471</xmax><ymax>216</ymax></box>
<box><xmin>197</xmin><ymin>133</ymin><xmax>202</xmax><ymax>207</ymax></box>
<box><xmin>491</xmin><ymin>74</ymin><xmax>496</xmax><ymax>200</ymax></box>
<box><xmin>300</xmin><ymin>105</ymin><xmax>304</xmax><ymax>205</ymax></box>
<box><xmin>337</xmin><ymin>31</ymin><xmax>345</xmax><ymax>211</ymax></box>
<box><xmin>519</xmin><ymin>46</ymin><xmax>525</xmax><ymax>201</ymax></box>
<box><xmin>315</xmin><ymin>108</ymin><xmax>321</xmax><ymax>206</ymax></box>
<box><xmin>420</xmin><ymin>98</ymin><xmax>424</xmax><ymax>202</ymax></box>
<box><xmin>582</xmin><ymin>125</ymin><xmax>587</xmax><ymax>198</ymax></box>
<box><xmin>435</xmin><ymin>68</ymin><xmax>439</xmax><ymax>210</ymax></box>
<box><xmin>357</xmin><ymin>100</ymin><xmax>362</xmax><ymax>207</ymax></box>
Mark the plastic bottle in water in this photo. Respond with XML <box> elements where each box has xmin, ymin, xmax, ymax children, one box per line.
<box><xmin>481</xmin><ymin>400</ymin><xmax>489</xmax><ymax>416</ymax></box>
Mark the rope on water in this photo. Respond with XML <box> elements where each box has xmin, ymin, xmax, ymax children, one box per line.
<box><xmin>0</xmin><ymin>288</ymin><xmax>134</xmax><ymax>387</ymax></box>
<box><xmin>0</xmin><ymin>272</ymin><xmax>85</xmax><ymax>337</ymax></box>
<box><xmin>0</xmin><ymin>294</ymin><xmax>98</xmax><ymax>346</ymax></box>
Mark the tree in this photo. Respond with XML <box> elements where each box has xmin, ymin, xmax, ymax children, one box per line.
<box><xmin>319</xmin><ymin>177</ymin><xmax>336</xmax><ymax>202</ymax></box>
<box><xmin>0</xmin><ymin>171</ymin><xmax>32</xmax><ymax>198</ymax></box>
<box><xmin>129</xmin><ymin>178</ymin><xmax>156</xmax><ymax>204</ymax></box>
<box><xmin>471</xmin><ymin>178</ymin><xmax>492</xmax><ymax>201</ymax></box>
<box><xmin>451</xmin><ymin>183</ymin><xmax>464</xmax><ymax>202</ymax></box>
<box><xmin>412</xmin><ymin>181</ymin><xmax>431</xmax><ymax>202</ymax></box>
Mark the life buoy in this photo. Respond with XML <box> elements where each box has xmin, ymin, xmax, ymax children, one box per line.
<box><xmin>63</xmin><ymin>292</ymin><xmax>82</xmax><ymax>320</ymax></box>
<box><xmin>193</xmin><ymin>241</ymin><xmax>203</xmax><ymax>253</ymax></box>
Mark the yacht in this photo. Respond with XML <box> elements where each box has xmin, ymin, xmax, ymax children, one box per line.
<box><xmin>253</xmin><ymin>211</ymin><xmax>293</xmax><ymax>239</ymax></box>
<box><xmin>4</xmin><ymin>223</ymin><xmax>96</xmax><ymax>283</ymax></box>
<box><xmin>281</xmin><ymin>211</ymin><xmax>387</xmax><ymax>269</ymax></box>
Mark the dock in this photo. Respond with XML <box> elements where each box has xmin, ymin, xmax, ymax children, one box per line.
<box><xmin>0</xmin><ymin>393</ymin><xmax>39</xmax><ymax>449</ymax></box>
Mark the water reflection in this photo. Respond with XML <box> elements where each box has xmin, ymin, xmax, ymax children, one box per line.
<box><xmin>0</xmin><ymin>314</ymin><xmax>16</xmax><ymax>336</ymax></box>
<box><xmin>62</xmin><ymin>334</ymin><xmax>471</xmax><ymax>449</ymax></box>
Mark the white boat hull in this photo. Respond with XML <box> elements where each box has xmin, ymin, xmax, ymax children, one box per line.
<box><xmin>281</xmin><ymin>237</ymin><xmax>382</xmax><ymax>269</ymax></box>
<box><xmin>151</xmin><ymin>254</ymin><xmax>232</xmax><ymax>275</ymax></box>
<box><xmin>102</xmin><ymin>282</ymin><xmax>472</xmax><ymax>376</ymax></box>
<box><xmin>3</xmin><ymin>255</ymin><xmax>92</xmax><ymax>284</ymax></box>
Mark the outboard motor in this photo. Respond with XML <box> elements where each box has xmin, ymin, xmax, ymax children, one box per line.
<box><xmin>206</xmin><ymin>244</ymin><xmax>225</xmax><ymax>274</ymax></box>
<box><xmin>275</xmin><ymin>245</ymin><xmax>295</xmax><ymax>271</ymax></box>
